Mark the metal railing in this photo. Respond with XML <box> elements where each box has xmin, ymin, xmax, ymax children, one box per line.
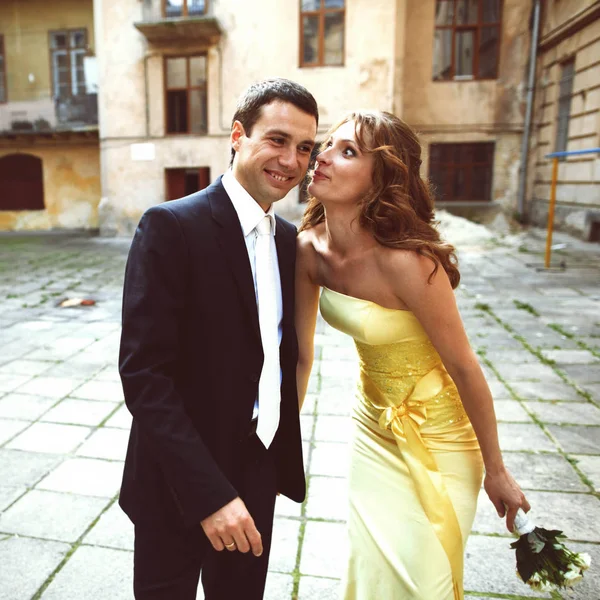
<box><xmin>0</xmin><ymin>92</ymin><xmax>98</xmax><ymax>135</ymax></box>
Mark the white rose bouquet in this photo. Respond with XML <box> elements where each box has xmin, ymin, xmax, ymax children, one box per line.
<box><xmin>511</xmin><ymin>509</ymin><xmax>591</xmax><ymax>592</ymax></box>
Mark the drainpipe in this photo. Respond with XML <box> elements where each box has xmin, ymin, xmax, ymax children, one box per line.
<box><xmin>516</xmin><ymin>0</ymin><xmax>542</xmax><ymax>221</ymax></box>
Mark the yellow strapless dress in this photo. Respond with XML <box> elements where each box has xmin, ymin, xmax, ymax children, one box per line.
<box><xmin>319</xmin><ymin>287</ymin><xmax>484</xmax><ymax>600</ymax></box>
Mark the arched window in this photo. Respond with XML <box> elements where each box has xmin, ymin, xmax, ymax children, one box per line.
<box><xmin>0</xmin><ymin>154</ymin><xmax>45</xmax><ymax>210</ymax></box>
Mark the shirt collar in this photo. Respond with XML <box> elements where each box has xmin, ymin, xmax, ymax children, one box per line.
<box><xmin>222</xmin><ymin>169</ymin><xmax>277</xmax><ymax>237</ymax></box>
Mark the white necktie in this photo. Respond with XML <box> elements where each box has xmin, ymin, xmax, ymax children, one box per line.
<box><xmin>254</xmin><ymin>216</ymin><xmax>280</xmax><ymax>448</ymax></box>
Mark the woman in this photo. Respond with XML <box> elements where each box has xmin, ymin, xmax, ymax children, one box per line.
<box><xmin>295</xmin><ymin>111</ymin><xmax>530</xmax><ymax>600</ymax></box>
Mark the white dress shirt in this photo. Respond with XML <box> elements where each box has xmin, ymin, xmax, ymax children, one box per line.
<box><xmin>222</xmin><ymin>169</ymin><xmax>283</xmax><ymax>419</ymax></box>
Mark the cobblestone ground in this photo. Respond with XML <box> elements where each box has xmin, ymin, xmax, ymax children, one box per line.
<box><xmin>0</xmin><ymin>230</ymin><xmax>599</xmax><ymax>600</ymax></box>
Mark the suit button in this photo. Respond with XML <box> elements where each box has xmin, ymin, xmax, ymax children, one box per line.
<box><xmin>250</xmin><ymin>372</ymin><xmax>259</xmax><ymax>382</ymax></box>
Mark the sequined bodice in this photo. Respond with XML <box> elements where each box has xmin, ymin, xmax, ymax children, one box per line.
<box><xmin>319</xmin><ymin>286</ymin><xmax>470</xmax><ymax>435</ymax></box>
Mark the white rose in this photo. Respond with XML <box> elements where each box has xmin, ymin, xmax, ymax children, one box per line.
<box><xmin>575</xmin><ymin>552</ymin><xmax>592</xmax><ymax>570</ymax></box>
<box><xmin>563</xmin><ymin>568</ymin><xmax>583</xmax><ymax>587</ymax></box>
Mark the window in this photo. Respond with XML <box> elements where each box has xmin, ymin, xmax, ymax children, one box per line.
<box><xmin>0</xmin><ymin>154</ymin><xmax>45</xmax><ymax>211</ymax></box>
<box><xmin>165</xmin><ymin>167</ymin><xmax>210</xmax><ymax>200</ymax></box>
<box><xmin>555</xmin><ymin>59</ymin><xmax>575</xmax><ymax>154</ymax></box>
<box><xmin>49</xmin><ymin>29</ymin><xmax>87</xmax><ymax>99</ymax></box>
<box><xmin>432</xmin><ymin>0</ymin><xmax>502</xmax><ymax>81</ymax></box>
<box><xmin>300</xmin><ymin>0</ymin><xmax>345</xmax><ymax>67</ymax></box>
<box><xmin>0</xmin><ymin>36</ymin><xmax>6</xmax><ymax>103</ymax></box>
<box><xmin>163</xmin><ymin>0</ymin><xmax>207</xmax><ymax>17</ymax></box>
<box><xmin>164</xmin><ymin>55</ymin><xmax>208</xmax><ymax>135</ymax></box>
<box><xmin>428</xmin><ymin>142</ymin><xmax>494</xmax><ymax>202</ymax></box>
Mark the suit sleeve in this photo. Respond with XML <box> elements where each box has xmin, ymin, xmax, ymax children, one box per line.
<box><xmin>119</xmin><ymin>206</ymin><xmax>238</xmax><ymax>527</ymax></box>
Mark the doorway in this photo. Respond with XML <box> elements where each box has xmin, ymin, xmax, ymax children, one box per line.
<box><xmin>165</xmin><ymin>167</ymin><xmax>210</xmax><ymax>201</ymax></box>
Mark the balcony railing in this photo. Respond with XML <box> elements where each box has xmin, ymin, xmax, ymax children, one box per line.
<box><xmin>135</xmin><ymin>0</ymin><xmax>222</xmax><ymax>45</ymax></box>
<box><xmin>0</xmin><ymin>92</ymin><xmax>98</xmax><ymax>136</ymax></box>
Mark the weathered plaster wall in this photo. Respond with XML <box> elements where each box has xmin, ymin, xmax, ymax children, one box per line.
<box><xmin>96</xmin><ymin>0</ymin><xmax>400</xmax><ymax>234</ymax></box>
<box><xmin>529</xmin><ymin>1</ymin><xmax>600</xmax><ymax>235</ymax></box>
<box><xmin>403</xmin><ymin>0</ymin><xmax>531</xmax><ymax>129</ymax></box>
<box><xmin>0</xmin><ymin>0</ymin><xmax>95</xmax><ymax>103</ymax></box>
<box><xmin>0</xmin><ymin>144</ymin><xmax>101</xmax><ymax>230</ymax></box>
<box><xmin>401</xmin><ymin>0</ymin><xmax>531</xmax><ymax>214</ymax></box>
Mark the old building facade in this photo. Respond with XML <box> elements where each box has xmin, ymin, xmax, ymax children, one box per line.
<box><xmin>0</xmin><ymin>1</ymin><xmax>598</xmax><ymax>237</ymax></box>
<box><xmin>527</xmin><ymin>0</ymin><xmax>600</xmax><ymax>237</ymax></box>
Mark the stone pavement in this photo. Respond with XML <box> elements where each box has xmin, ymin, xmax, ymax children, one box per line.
<box><xmin>0</xmin><ymin>229</ymin><xmax>599</xmax><ymax>600</ymax></box>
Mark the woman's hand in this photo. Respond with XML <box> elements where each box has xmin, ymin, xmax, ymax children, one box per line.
<box><xmin>484</xmin><ymin>467</ymin><xmax>531</xmax><ymax>532</ymax></box>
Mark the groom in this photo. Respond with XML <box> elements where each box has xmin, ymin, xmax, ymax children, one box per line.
<box><xmin>118</xmin><ymin>78</ymin><xmax>318</xmax><ymax>599</ymax></box>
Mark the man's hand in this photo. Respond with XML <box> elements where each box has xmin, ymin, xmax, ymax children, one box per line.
<box><xmin>200</xmin><ymin>497</ymin><xmax>263</xmax><ymax>557</ymax></box>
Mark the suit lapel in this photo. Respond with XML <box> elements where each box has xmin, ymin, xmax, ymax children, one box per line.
<box><xmin>207</xmin><ymin>178</ymin><xmax>260</xmax><ymax>342</ymax></box>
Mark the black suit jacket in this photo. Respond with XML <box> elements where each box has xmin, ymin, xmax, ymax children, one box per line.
<box><xmin>118</xmin><ymin>177</ymin><xmax>305</xmax><ymax>529</ymax></box>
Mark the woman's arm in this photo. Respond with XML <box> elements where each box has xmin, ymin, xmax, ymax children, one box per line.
<box><xmin>383</xmin><ymin>250</ymin><xmax>530</xmax><ymax>531</ymax></box>
<box><xmin>295</xmin><ymin>232</ymin><xmax>321</xmax><ymax>410</ymax></box>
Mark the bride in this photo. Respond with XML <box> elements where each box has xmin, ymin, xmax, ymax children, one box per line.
<box><xmin>295</xmin><ymin>110</ymin><xmax>530</xmax><ymax>600</ymax></box>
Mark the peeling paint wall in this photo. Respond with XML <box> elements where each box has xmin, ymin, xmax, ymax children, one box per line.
<box><xmin>0</xmin><ymin>144</ymin><xmax>101</xmax><ymax>230</ymax></box>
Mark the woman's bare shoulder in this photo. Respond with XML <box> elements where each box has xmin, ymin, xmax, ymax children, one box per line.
<box><xmin>297</xmin><ymin>223</ymin><xmax>326</xmax><ymax>255</ymax></box>
<box><xmin>374</xmin><ymin>246</ymin><xmax>444</xmax><ymax>286</ymax></box>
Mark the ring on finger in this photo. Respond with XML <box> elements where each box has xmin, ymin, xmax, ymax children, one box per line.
<box><xmin>224</xmin><ymin>541</ymin><xmax>236</xmax><ymax>550</ymax></box>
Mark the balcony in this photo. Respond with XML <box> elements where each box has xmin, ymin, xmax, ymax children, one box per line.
<box><xmin>0</xmin><ymin>92</ymin><xmax>98</xmax><ymax>138</ymax></box>
<box><xmin>135</xmin><ymin>0</ymin><xmax>223</xmax><ymax>46</ymax></box>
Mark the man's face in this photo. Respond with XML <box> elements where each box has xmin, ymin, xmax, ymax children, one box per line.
<box><xmin>231</xmin><ymin>101</ymin><xmax>317</xmax><ymax>210</ymax></box>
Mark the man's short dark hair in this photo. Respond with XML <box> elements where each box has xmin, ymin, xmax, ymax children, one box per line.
<box><xmin>230</xmin><ymin>78</ymin><xmax>319</xmax><ymax>165</ymax></box>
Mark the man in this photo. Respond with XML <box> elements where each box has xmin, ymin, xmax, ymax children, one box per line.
<box><xmin>119</xmin><ymin>78</ymin><xmax>318</xmax><ymax>599</ymax></box>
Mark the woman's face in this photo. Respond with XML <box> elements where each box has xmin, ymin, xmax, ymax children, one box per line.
<box><xmin>308</xmin><ymin>120</ymin><xmax>374</xmax><ymax>206</ymax></box>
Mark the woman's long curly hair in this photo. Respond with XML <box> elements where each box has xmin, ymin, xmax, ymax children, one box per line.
<box><xmin>299</xmin><ymin>111</ymin><xmax>460</xmax><ymax>289</ymax></box>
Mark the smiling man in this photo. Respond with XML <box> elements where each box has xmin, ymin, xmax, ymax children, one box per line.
<box><xmin>119</xmin><ymin>79</ymin><xmax>318</xmax><ymax>599</ymax></box>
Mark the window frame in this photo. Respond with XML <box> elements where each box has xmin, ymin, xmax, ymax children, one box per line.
<box><xmin>48</xmin><ymin>28</ymin><xmax>88</xmax><ymax>99</ymax></box>
<box><xmin>554</xmin><ymin>58</ymin><xmax>575</xmax><ymax>155</ymax></box>
<box><xmin>432</xmin><ymin>0</ymin><xmax>502</xmax><ymax>82</ymax></box>
<box><xmin>428</xmin><ymin>141</ymin><xmax>495</xmax><ymax>202</ymax></box>
<box><xmin>0</xmin><ymin>35</ymin><xmax>7</xmax><ymax>104</ymax></box>
<box><xmin>163</xmin><ymin>54</ymin><xmax>208</xmax><ymax>136</ymax></box>
<box><xmin>299</xmin><ymin>0</ymin><xmax>346</xmax><ymax>68</ymax></box>
<box><xmin>161</xmin><ymin>0</ymin><xmax>209</xmax><ymax>18</ymax></box>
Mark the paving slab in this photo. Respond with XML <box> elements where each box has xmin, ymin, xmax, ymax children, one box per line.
<box><xmin>309</xmin><ymin>442</ymin><xmax>350</xmax><ymax>478</ymax></box>
<box><xmin>305</xmin><ymin>476</ymin><xmax>349</xmax><ymax>521</ymax></box>
<box><xmin>501</xmin><ymin>451</ymin><xmax>588</xmax><ymax>492</ymax></box>
<box><xmin>0</xmin><ymin>418</ymin><xmax>30</xmax><ymax>445</ymax></box>
<box><xmin>464</xmin><ymin>534</ymin><xmax>553</xmax><ymax>598</ymax></box>
<box><xmin>75</xmin><ymin>427</ymin><xmax>130</xmax><ymax>460</ymax></box>
<box><xmin>0</xmin><ymin>392</ymin><xmax>57</xmax><ymax>420</ymax></box>
<box><xmin>40</xmin><ymin>398</ymin><xmax>117</xmax><ymax>427</ymax></box>
<box><xmin>297</xmin><ymin>576</ymin><xmax>341</xmax><ymax>600</ymax></box>
<box><xmin>493</xmin><ymin>400</ymin><xmax>533</xmax><ymax>422</ymax></box>
<box><xmin>40</xmin><ymin>545</ymin><xmax>133</xmax><ymax>600</ymax></box>
<box><xmin>0</xmin><ymin>486</ymin><xmax>25</xmax><ymax>512</ymax></box>
<box><xmin>497</xmin><ymin>423</ymin><xmax>558</xmax><ymax>452</ymax></box>
<box><xmin>546</xmin><ymin>424</ymin><xmax>600</xmax><ymax>454</ymax></box>
<box><xmin>524</xmin><ymin>400</ymin><xmax>600</xmax><ymax>425</ymax></box>
<box><xmin>6</xmin><ymin>422</ymin><xmax>92</xmax><ymax>454</ymax></box>
<box><xmin>570</xmin><ymin>454</ymin><xmax>600</xmax><ymax>491</ymax></box>
<box><xmin>83</xmin><ymin>501</ymin><xmax>134</xmax><ymax>551</ymax></box>
<box><xmin>0</xmin><ymin>448</ymin><xmax>60</xmax><ymax>487</ymax></box>
<box><xmin>0</xmin><ymin>536</ymin><xmax>70</xmax><ymax>600</ymax></box>
<box><xmin>36</xmin><ymin>457</ymin><xmax>123</xmax><ymax>498</ymax></box>
<box><xmin>300</xmin><ymin>521</ymin><xmax>348</xmax><ymax>578</ymax></box>
<box><xmin>269</xmin><ymin>517</ymin><xmax>301</xmax><ymax>574</ymax></box>
<box><xmin>0</xmin><ymin>489</ymin><xmax>107</xmax><ymax>542</ymax></box>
